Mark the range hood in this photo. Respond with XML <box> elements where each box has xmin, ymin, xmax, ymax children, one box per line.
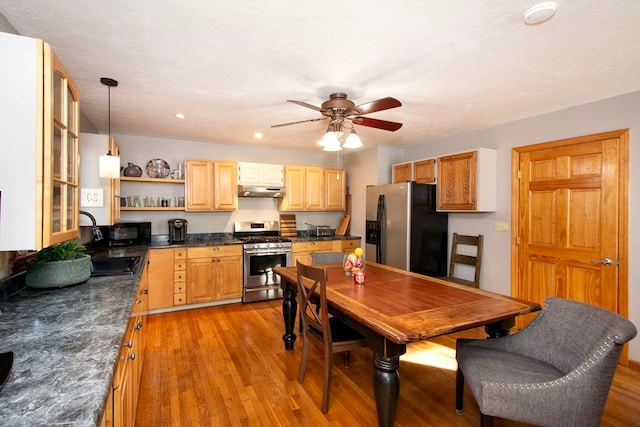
<box><xmin>237</xmin><ymin>185</ymin><xmax>286</xmax><ymax>198</ymax></box>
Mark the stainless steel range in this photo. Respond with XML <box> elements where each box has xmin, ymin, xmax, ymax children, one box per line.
<box><xmin>234</xmin><ymin>221</ymin><xmax>292</xmax><ymax>303</ymax></box>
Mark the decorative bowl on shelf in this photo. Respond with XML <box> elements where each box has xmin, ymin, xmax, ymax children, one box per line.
<box><xmin>146</xmin><ymin>159</ymin><xmax>171</xmax><ymax>178</ymax></box>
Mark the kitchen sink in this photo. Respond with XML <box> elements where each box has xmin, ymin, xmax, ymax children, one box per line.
<box><xmin>90</xmin><ymin>256</ymin><xmax>142</xmax><ymax>277</ymax></box>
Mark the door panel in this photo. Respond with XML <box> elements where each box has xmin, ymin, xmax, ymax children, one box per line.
<box><xmin>513</xmin><ymin>132</ymin><xmax>628</xmax><ymax>335</ymax></box>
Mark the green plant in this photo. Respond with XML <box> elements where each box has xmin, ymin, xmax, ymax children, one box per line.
<box><xmin>33</xmin><ymin>240</ymin><xmax>86</xmax><ymax>263</ymax></box>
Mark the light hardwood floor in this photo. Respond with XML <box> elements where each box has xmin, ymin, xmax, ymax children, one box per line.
<box><xmin>135</xmin><ymin>300</ymin><xmax>640</xmax><ymax>426</ymax></box>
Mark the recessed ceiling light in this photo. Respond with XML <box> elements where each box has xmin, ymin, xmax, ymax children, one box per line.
<box><xmin>523</xmin><ymin>2</ymin><xmax>557</xmax><ymax>25</ymax></box>
<box><xmin>254</xmin><ymin>132</ymin><xmax>263</xmax><ymax>139</ymax></box>
<box><xmin>175</xmin><ymin>113</ymin><xmax>185</xmax><ymax>119</ymax></box>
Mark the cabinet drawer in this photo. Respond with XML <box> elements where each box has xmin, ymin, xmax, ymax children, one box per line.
<box><xmin>174</xmin><ymin>293</ymin><xmax>187</xmax><ymax>305</ymax></box>
<box><xmin>174</xmin><ymin>260</ymin><xmax>186</xmax><ymax>271</ymax></box>
<box><xmin>292</xmin><ymin>241</ymin><xmax>333</xmax><ymax>252</ymax></box>
<box><xmin>174</xmin><ymin>249</ymin><xmax>187</xmax><ymax>259</ymax></box>
<box><xmin>187</xmin><ymin>245</ymin><xmax>242</xmax><ymax>258</ymax></box>
<box><xmin>174</xmin><ymin>271</ymin><xmax>186</xmax><ymax>282</ymax></box>
<box><xmin>341</xmin><ymin>239</ymin><xmax>360</xmax><ymax>251</ymax></box>
<box><xmin>174</xmin><ymin>283</ymin><xmax>186</xmax><ymax>294</ymax></box>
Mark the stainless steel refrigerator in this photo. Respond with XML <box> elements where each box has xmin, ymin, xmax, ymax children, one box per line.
<box><xmin>365</xmin><ymin>182</ymin><xmax>448</xmax><ymax>276</ymax></box>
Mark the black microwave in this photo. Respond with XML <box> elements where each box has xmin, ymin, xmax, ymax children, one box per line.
<box><xmin>98</xmin><ymin>222</ymin><xmax>152</xmax><ymax>246</ymax></box>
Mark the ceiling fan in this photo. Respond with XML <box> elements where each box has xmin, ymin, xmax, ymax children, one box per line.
<box><xmin>271</xmin><ymin>92</ymin><xmax>402</xmax><ymax>150</ymax></box>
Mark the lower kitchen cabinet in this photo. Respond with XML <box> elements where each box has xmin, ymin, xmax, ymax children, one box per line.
<box><xmin>100</xmin><ymin>266</ymin><xmax>148</xmax><ymax>427</ymax></box>
<box><xmin>147</xmin><ymin>248</ymin><xmax>187</xmax><ymax>311</ymax></box>
<box><xmin>292</xmin><ymin>240</ymin><xmax>335</xmax><ymax>265</ymax></box>
<box><xmin>187</xmin><ymin>245</ymin><xmax>243</xmax><ymax>303</ymax></box>
<box><xmin>338</xmin><ymin>238</ymin><xmax>360</xmax><ymax>253</ymax></box>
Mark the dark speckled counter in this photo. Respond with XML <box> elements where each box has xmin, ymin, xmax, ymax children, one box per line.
<box><xmin>0</xmin><ymin>235</ymin><xmax>360</xmax><ymax>426</ymax></box>
<box><xmin>0</xmin><ymin>246</ymin><xmax>148</xmax><ymax>426</ymax></box>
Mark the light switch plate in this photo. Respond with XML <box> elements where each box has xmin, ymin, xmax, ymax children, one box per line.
<box><xmin>494</xmin><ymin>221</ymin><xmax>510</xmax><ymax>232</ymax></box>
<box><xmin>80</xmin><ymin>188</ymin><xmax>104</xmax><ymax>207</ymax></box>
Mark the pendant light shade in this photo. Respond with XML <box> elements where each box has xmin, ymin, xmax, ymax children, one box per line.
<box><xmin>342</xmin><ymin>128</ymin><xmax>362</xmax><ymax>148</ymax></box>
<box><xmin>98</xmin><ymin>77</ymin><xmax>120</xmax><ymax>179</ymax></box>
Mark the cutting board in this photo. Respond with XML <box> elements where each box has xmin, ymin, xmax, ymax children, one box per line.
<box><xmin>279</xmin><ymin>214</ymin><xmax>297</xmax><ymax>237</ymax></box>
<box><xmin>335</xmin><ymin>214</ymin><xmax>350</xmax><ymax>236</ymax></box>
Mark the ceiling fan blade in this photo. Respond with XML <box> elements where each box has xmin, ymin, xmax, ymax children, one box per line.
<box><xmin>271</xmin><ymin>117</ymin><xmax>328</xmax><ymax>128</ymax></box>
<box><xmin>353</xmin><ymin>97</ymin><xmax>402</xmax><ymax>115</ymax></box>
<box><xmin>287</xmin><ymin>100</ymin><xmax>324</xmax><ymax>112</ymax></box>
<box><xmin>352</xmin><ymin>116</ymin><xmax>403</xmax><ymax>131</ymax></box>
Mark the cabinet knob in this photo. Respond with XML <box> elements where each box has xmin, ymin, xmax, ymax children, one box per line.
<box><xmin>136</xmin><ymin>321</ymin><xmax>143</xmax><ymax>330</ymax></box>
<box><xmin>129</xmin><ymin>352</ymin><xmax>136</xmax><ymax>361</ymax></box>
<box><xmin>125</xmin><ymin>340</ymin><xmax>133</xmax><ymax>348</ymax></box>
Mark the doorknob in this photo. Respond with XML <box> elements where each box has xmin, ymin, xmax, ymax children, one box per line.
<box><xmin>591</xmin><ymin>257</ymin><xmax>614</xmax><ymax>265</ymax></box>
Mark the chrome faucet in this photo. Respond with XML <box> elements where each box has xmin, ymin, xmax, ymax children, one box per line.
<box><xmin>79</xmin><ymin>210</ymin><xmax>103</xmax><ymax>241</ymax></box>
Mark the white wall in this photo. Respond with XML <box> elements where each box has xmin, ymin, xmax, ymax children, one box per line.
<box><xmin>99</xmin><ymin>134</ymin><xmax>346</xmax><ymax>235</ymax></box>
<box><xmin>345</xmin><ymin>91</ymin><xmax>640</xmax><ymax>361</ymax></box>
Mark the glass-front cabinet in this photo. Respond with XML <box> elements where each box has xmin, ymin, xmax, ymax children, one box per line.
<box><xmin>47</xmin><ymin>49</ymin><xmax>80</xmax><ymax>245</ymax></box>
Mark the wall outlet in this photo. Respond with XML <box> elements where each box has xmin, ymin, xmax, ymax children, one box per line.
<box><xmin>303</xmin><ymin>220</ymin><xmax>309</xmax><ymax>226</ymax></box>
<box><xmin>204</xmin><ymin>220</ymin><xmax>212</xmax><ymax>229</ymax></box>
<box><xmin>494</xmin><ymin>221</ymin><xmax>510</xmax><ymax>232</ymax></box>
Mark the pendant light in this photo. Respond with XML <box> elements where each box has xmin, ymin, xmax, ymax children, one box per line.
<box><xmin>98</xmin><ymin>77</ymin><xmax>120</xmax><ymax>178</ymax></box>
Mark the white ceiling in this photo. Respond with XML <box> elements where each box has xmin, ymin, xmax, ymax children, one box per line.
<box><xmin>1</xmin><ymin>0</ymin><xmax>639</xmax><ymax>152</ymax></box>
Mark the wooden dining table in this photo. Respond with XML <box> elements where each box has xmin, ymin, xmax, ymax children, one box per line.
<box><xmin>274</xmin><ymin>262</ymin><xmax>541</xmax><ymax>427</ymax></box>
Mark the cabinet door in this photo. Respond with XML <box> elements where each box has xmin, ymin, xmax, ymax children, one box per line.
<box><xmin>292</xmin><ymin>252</ymin><xmax>313</xmax><ymax>265</ymax></box>
<box><xmin>185</xmin><ymin>159</ymin><xmax>214</xmax><ymax>211</ymax></box>
<box><xmin>147</xmin><ymin>249</ymin><xmax>175</xmax><ymax>310</ymax></box>
<box><xmin>215</xmin><ymin>256</ymin><xmax>243</xmax><ymax>300</ymax></box>
<box><xmin>45</xmin><ymin>44</ymin><xmax>80</xmax><ymax>246</ymax></box>
<box><xmin>324</xmin><ymin>169</ymin><xmax>346</xmax><ymax>211</ymax></box>
<box><xmin>305</xmin><ymin>167</ymin><xmax>324</xmax><ymax>210</ymax></box>
<box><xmin>437</xmin><ymin>151</ymin><xmax>477</xmax><ymax>210</ymax></box>
<box><xmin>214</xmin><ymin>161</ymin><xmax>238</xmax><ymax>210</ymax></box>
<box><xmin>393</xmin><ymin>163</ymin><xmax>412</xmax><ymax>183</ymax></box>
<box><xmin>187</xmin><ymin>257</ymin><xmax>216</xmax><ymax>303</ymax></box>
<box><xmin>280</xmin><ymin>166</ymin><xmax>305</xmax><ymax>210</ymax></box>
<box><xmin>413</xmin><ymin>159</ymin><xmax>436</xmax><ymax>184</ymax></box>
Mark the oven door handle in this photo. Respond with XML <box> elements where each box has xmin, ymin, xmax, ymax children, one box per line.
<box><xmin>244</xmin><ymin>249</ymin><xmax>292</xmax><ymax>255</ymax></box>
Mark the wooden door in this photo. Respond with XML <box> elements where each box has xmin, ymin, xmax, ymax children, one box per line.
<box><xmin>187</xmin><ymin>257</ymin><xmax>215</xmax><ymax>303</ymax></box>
<box><xmin>437</xmin><ymin>151</ymin><xmax>477</xmax><ymax>210</ymax></box>
<box><xmin>512</xmin><ymin>131</ymin><xmax>629</xmax><ymax>335</ymax></box>
<box><xmin>147</xmin><ymin>249</ymin><xmax>175</xmax><ymax>310</ymax></box>
<box><xmin>216</xmin><ymin>256</ymin><xmax>243</xmax><ymax>300</ymax></box>
<box><xmin>185</xmin><ymin>159</ymin><xmax>214</xmax><ymax>211</ymax></box>
<box><xmin>325</xmin><ymin>168</ymin><xmax>346</xmax><ymax>211</ymax></box>
<box><xmin>305</xmin><ymin>167</ymin><xmax>324</xmax><ymax>210</ymax></box>
<box><xmin>213</xmin><ymin>161</ymin><xmax>237</xmax><ymax>210</ymax></box>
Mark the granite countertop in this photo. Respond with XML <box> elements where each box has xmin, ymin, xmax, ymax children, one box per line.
<box><xmin>0</xmin><ymin>234</ymin><xmax>362</xmax><ymax>425</ymax></box>
<box><xmin>0</xmin><ymin>246</ymin><xmax>148</xmax><ymax>426</ymax></box>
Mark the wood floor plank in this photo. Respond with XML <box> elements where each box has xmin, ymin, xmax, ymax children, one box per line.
<box><xmin>136</xmin><ymin>300</ymin><xmax>640</xmax><ymax>427</ymax></box>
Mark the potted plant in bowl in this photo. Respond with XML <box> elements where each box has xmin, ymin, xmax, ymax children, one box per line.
<box><xmin>25</xmin><ymin>240</ymin><xmax>91</xmax><ymax>288</ymax></box>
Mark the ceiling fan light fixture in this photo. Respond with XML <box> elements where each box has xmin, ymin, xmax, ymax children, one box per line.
<box><xmin>343</xmin><ymin>128</ymin><xmax>362</xmax><ymax>148</ymax></box>
<box><xmin>322</xmin><ymin>131</ymin><xmax>342</xmax><ymax>151</ymax></box>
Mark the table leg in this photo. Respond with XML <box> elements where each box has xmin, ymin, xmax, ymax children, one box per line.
<box><xmin>282</xmin><ymin>285</ymin><xmax>297</xmax><ymax>350</ymax></box>
<box><xmin>485</xmin><ymin>317</ymin><xmax>516</xmax><ymax>338</ymax></box>
<box><xmin>373</xmin><ymin>353</ymin><xmax>400</xmax><ymax>427</ymax></box>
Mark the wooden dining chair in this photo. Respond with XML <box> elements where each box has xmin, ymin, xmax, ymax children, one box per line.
<box><xmin>440</xmin><ymin>233</ymin><xmax>484</xmax><ymax>288</ymax></box>
<box><xmin>296</xmin><ymin>261</ymin><xmax>368</xmax><ymax>413</ymax></box>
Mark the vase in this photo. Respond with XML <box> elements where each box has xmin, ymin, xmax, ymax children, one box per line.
<box><xmin>25</xmin><ymin>254</ymin><xmax>92</xmax><ymax>288</ymax></box>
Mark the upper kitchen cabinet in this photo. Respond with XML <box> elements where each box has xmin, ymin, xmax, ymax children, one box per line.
<box><xmin>324</xmin><ymin>168</ymin><xmax>346</xmax><ymax>211</ymax></box>
<box><xmin>0</xmin><ymin>33</ymin><xmax>80</xmax><ymax>250</ymax></box>
<box><xmin>184</xmin><ymin>159</ymin><xmax>237</xmax><ymax>211</ymax></box>
<box><xmin>436</xmin><ymin>148</ymin><xmax>497</xmax><ymax>211</ymax></box>
<box><xmin>280</xmin><ymin>165</ymin><xmax>338</xmax><ymax>211</ymax></box>
<box><xmin>392</xmin><ymin>158</ymin><xmax>435</xmax><ymax>184</ymax></box>
<box><xmin>237</xmin><ymin>162</ymin><xmax>284</xmax><ymax>187</ymax></box>
<box><xmin>392</xmin><ymin>162</ymin><xmax>412</xmax><ymax>183</ymax></box>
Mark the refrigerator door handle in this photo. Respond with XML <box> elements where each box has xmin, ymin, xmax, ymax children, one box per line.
<box><xmin>378</xmin><ymin>194</ymin><xmax>385</xmax><ymax>264</ymax></box>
